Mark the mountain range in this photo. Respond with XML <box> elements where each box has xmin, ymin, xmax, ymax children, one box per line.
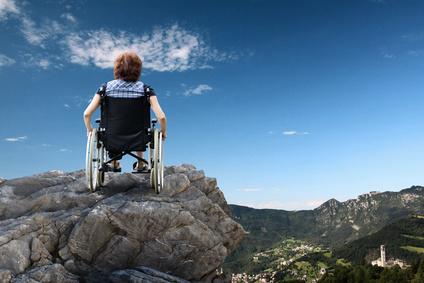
<box><xmin>224</xmin><ymin>186</ymin><xmax>424</xmax><ymax>274</ymax></box>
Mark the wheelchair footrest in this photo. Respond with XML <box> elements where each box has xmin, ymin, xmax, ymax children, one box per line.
<box><xmin>102</xmin><ymin>164</ymin><xmax>122</xmax><ymax>173</ymax></box>
<box><xmin>132</xmin><ymin>162</ymin><xmax>150</xmax><ymax>174</ymax></box>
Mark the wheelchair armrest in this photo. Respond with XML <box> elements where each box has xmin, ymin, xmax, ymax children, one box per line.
<box><xmin>95</xmin><ymin>118</ymin><xmax>101</xmax><ymax>123</ymax></box>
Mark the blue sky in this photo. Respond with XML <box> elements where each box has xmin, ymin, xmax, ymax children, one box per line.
<box><xmin>1</xmin><ymin>0</ymin><xmax>424</xmax><ymax>210</ymax></box>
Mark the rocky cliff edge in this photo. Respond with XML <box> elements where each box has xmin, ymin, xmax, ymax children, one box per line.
<box><xmin>0</xmin><ymin>164</ymin><xmax>245</xmax><ymax>283</ymax></box>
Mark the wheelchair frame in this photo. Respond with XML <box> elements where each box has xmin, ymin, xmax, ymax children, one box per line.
<box><xmin>85</xmin><ymin>92</ymin><xmax>164</xmax><ymax>194</ymax></box>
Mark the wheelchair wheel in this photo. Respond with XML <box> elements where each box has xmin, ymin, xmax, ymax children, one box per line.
<box><xmin>85</xmin><ymin>131</ymin><xmax>93</xmax><ymax>189</ymax></box>
<box><xmin>97</xmin><ymin>141</ymin><xmax>106</xmax><ymax>187</ymax></box>
<box><xmin>150</xmin><ymin>129</ymin><xmax>164</xmax><ymax>194</ymax></box>
<box><xmin>149</xmin><ymin>139</ymin><xmax>155</xmax><ymax>188</ymax></box>
<box><xmin>86</xmin><ymin>129</ymin><xmax>100</xmax><ymax>192</ymax></box>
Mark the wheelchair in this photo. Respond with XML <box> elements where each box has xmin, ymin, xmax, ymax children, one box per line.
<box><xmin>85</xmin><ymin>87</ymin><xmax>164</xmax><ymax>194</ymax></box>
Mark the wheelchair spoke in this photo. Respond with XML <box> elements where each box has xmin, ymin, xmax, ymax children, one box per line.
<box><xmin>87</xmin><ymin>129</ymin><xmax>99</xmax><ymax>192</ymax></box>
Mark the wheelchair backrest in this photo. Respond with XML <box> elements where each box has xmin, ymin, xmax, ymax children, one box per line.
<box><xmin>100</xmin><ymin>95</ymin><xmax>151</xmax><ymax>153</ymax></box>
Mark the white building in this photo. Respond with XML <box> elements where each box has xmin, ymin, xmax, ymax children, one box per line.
<box><xmin>371</xmin><ymin>245</ymin><xmax>407</xmax><ymax>269</ymax></box>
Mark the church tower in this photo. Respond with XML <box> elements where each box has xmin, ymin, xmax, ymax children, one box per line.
<box><xmin>380</xmin><ymin>245</ymin><xmax>386</xmax><ymax>267</ymax></box>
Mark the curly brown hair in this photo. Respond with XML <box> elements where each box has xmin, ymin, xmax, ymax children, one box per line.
<box><xmin>114</xmin><ymin>52</ymin><xmax>142</xmax><ymax>82</ymax></box>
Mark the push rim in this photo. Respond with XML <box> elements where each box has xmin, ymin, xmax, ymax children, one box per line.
<box><xmin>157</xmin><ymin>131</ymin><xmax>164</xmax><ymax>193</ymax></box>
<box><xmin>85</xmin><ymin>131</ymin><xmax>93</xmax><ymax>188</ymax></box>
<box><xmin>97</xmin><ymin>141</ymin><xmax>105</xmax><ymax>187</ymax></box>
<box><xmin>88</xmin><ymin>129</ymin><xmax>98</xmax><ymax>192</ymax></box>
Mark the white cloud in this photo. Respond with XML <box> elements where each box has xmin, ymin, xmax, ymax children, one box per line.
<box><xmin>60</xmin><ymin>13</ymin><xmax>76</xmax><ymax>23</ymax></box>
<box><xmin>407</xmin><ymin>50</ymin><xmax>424</xmax><ymax>57</ymax></box>
<box><xmin>5</xmin><ymin>136</ymin><xmax>27</xmax><ymax>142</ymax></box>
<box><xmin>62</xmin><ymin>24</ymin><xmax>232</xmax><ymax>72</ymax></box>
<box><xmin>382</xmin><ymin>52</ymin><xmax>395</xmax><ymax>59</ymax></box>
<box><xmin>20</xmin><ymin>16</ymin><xmax>49</xmax><ymax>47</ymax></box>
<box><xmin>20</xmin><ymin>15</ymin><xmax>67</xmax><ymax>48</ymax></box>
<box><xmin>59</xmin><ymin>149</ymin><xmax>68</xmax><ymax>152</ymax></box>
<box><xmin>38</xmin><ymin>59</ymin><xmax>50</xmax><ymax>69</ymax></box>
<box><xmin>0</xmin><ymin>54</ymin><xmax>15</xmax><ymax>66</ymax></box>
<box><xmin>283</xmin><ymin>131</ymin><xmax>309</xmax><ymax>135</ymax></box>
<box><xmin>283</xmin><ymin>131</ymin><xmax>297</xmax><ymax>135</ymax></box>
<box><xmin>3</xmin><ymin>1</ymin><xmax>239</xmax><ymax>72</ymax></box>
<box><xmin>0</xmin><ymin>0</ymin><xmax>20</xmax><ymax>20</ymax></box>
<box><xmin>22</xmin><ymin>54</ymin><xmax>52</xmax><ymax>69</ymax></box>
<box><xmin>402</xmin><ymin>32</ymin><xmax>424</xmax><ymax>42</ymax></box>
<box><xmin>183</xmin><ymin>84</ymin><xmax>212</xmax><ymax>96</ymax></box>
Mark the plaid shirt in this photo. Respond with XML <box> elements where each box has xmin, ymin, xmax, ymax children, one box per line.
<box><xmin>96</xmin><ymin>79</ymin><xmax>156</xmax><ymax>98</ymax></box>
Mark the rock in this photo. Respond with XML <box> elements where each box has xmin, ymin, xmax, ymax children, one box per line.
<box><xmin>0</xmin><ymin>240</ymin><xmax>30</xmax><ymax>275</ymax></box>
<box><xmin>12</xmin><ymin>264</ymin><xmax>79</xmax><ymax>283</ymax></box>
<box><xmin>0</xmin><ymin>165</ymin><xmax>244</xmax><ymax>282</ymax></box>
<box><xmin>110</xmin><ymin>266</ymin><xmax>191</xmax><ymax>283</ymax></box>
<box><xmin>0</xmin><ymin>269</ymin><xmax>11</xmax><ymax>283</ymax></box>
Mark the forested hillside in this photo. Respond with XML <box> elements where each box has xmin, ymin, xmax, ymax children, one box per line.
<box><xmin>225</xmin><ymin>186</ymin><xmax>424</xmax><ymax>277</ymax></box>
<box><xmin>333</xmin><ymin>215</ymin><xmax>424</xmax><ymax>265</ymax></box>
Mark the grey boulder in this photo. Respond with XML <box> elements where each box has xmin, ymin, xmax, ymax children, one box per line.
<box><xmin>0</xmin><ymin>164</ymin><xmax>245</xmax><ymax>282</ymax></box>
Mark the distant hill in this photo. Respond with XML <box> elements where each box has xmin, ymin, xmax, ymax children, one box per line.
<box><xmin>225</xmin><ymin>186</ymin><xmax>424</xmax><ymax>273</ymax></box>
<box><xmin>332</xmin><ymin>214</ymin><xmax>424</xmax><ymax>265</ymax></box>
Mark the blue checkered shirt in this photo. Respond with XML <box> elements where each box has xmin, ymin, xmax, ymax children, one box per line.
<box><xmin>96</xmin><ymin>79</ymin><xmax>156</xmax><ymax>98</ymax></box>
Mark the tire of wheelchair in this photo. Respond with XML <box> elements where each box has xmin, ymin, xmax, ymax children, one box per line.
<box><xmin>97</xmin><ymin>142</ymin><xmax>106</xmax><ymax>187</ymax></box>
<box><xmin>150</xmin><ymin>129</ymin><xmax>164</xmax><ymax>194</ymax></box>
<box><xmin>86</xmin><ymin>129</ymin><xmax>99</xmax><ymax>192</ymax></box>
<box><xmin>85</xmin><ymin>130</ymin><xmax>93</xmax><ymax>189</ymax></box>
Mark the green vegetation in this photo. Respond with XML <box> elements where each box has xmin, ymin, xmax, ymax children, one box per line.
<box><xmin>402</xmin><ymin>246</ymin><xmax>424</xmax><ymax>254</ymax></box>
<box><xmin>225</xmin><ymin>187</ymin><xmax>424</xmax><ymax>281</ymax></box>
<box><xmin>332</xmin><ymin>215</ymin><xmax>424</xmax><ymax>265</ymax></box>
<box><xmin>318</xmin><ymin>258</ymin><xmax>424</xmax><ymax>283</ymax></box>
<box><xmin>404</xmin><ymin>235</ymin><xmax>424</xmax><ymax>241</ymax></box>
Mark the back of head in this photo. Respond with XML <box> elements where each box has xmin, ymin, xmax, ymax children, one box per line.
<box><xmin>114</xmin><ymin>51</ymin><xmax>142</xmax><ymax>82</ymax></box>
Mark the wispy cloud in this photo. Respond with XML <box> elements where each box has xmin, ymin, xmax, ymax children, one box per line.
<box><xmin>2</xmin><ymin>1</ymin><xmax>241</xmax><ymax>72</ymax></box>
<box><xmin>60</xmin><ymin>12</ymin><xmax>76</xmax><ymax>23</ymax></box>
<box><xmin>20</xmin><ymin>12</ymin><xmax>70</xmax><ymax>49</ymax></box>
<box><xmin>23</xmin><ymin>55</ymin><xmax>51</xmax><ymax>69</ymax></box>
<box><xmin>402</xmin><ymin>32</ymin><xmax>424</xmax><ymax>42</ymax></box>
<box><xmin>183</xmin><ymin>84</ymin><xmax>213</xmax><ymax>96</ymax></box>
<box><xmin>407</xmin><ymin>50</ymin><xmax>424</xmax><ymax>57</ymax></box>
<box><xmin>0</xmin><ymin>0</ymin><xmax>20</xmax><ymax>20</ymax></box>
<box><xmin>0</xmin><ymin>54</ymin><xmax>15</xmax><ymax>66</ymax></box>
<box><xmin>283</xmin><ymin>131</ymin><xmax>309</xmax><ymax>135</ymax></box>
<box><xmin>62</xmin><ymin>24</ymin><xmax>232</xmax><ymax>72</ymax></box>
<box><xmin>283</xmin><ymin>131</ymin><xmax>297</xmax><ymax>135</ymax></box>
<box><xmin>381</xmin><ymin>52</ymin><xmax>395</xmax><ymax>59</ymax></box>
<box><xmin>5</xmin><ymin>136</ymin><xmax>27</xmax><ymax>142</ymax></box>
<box><xmin>2</xmin><ymin>0</ymin><xmax>238</xmax><ymax>72</ymax></box>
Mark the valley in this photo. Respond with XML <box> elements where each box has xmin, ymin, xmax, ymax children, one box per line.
<box><xmin>224</xmin><ymin>186</ymin><xmax>424</xmax><ymax>282</ymax></box>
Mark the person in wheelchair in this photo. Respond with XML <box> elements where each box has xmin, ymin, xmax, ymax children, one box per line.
<box><xmin>83</xmin><ymin>51</ymin><xmax>167</xmax><ymax>173</ymax></box>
